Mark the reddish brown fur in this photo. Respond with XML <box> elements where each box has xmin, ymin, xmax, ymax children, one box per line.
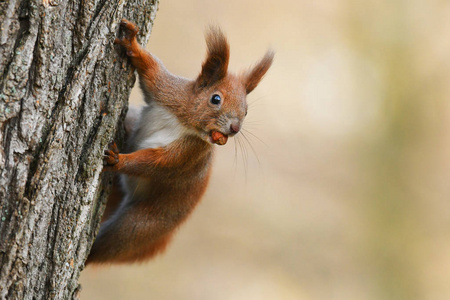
<box><xmin>196</xmin><ymin>26</ymin><xmax>230</xmax><ymax>89</ymax></box>
<box><xmin>87</xmin><ymin>19</ymin><xmax>273</xmax><ymax>265</ymax></box>
<box><xmin>87</xmin><ymin>136</ymin><xmax>212</xmax><ymax>264</ymax></box>
<box><xmin>114</xmin><ymin>21</ymin><xmax>159</xmax><ymax>83</ymax></box>
<box><xmin>243</xmin><ymin>50</ymin><xmax>275</xmax><ymax>94</ymax></box>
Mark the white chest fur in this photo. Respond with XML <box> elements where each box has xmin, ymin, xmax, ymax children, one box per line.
<box><xmin>133</xmin><ymin>101</ymin><xmax>188</xmax><ymax>150</ymax></box>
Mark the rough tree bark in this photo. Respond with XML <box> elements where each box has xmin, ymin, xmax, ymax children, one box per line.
<box><xmin>0</xmin><ymin>0</ymin><xmax>159</xmax><ymax>298</ymax></box>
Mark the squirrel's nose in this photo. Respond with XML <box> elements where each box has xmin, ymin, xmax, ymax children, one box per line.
<box><xmin>230</xmin><ymin>122</ymin><xmax>241</xmax><ymax>134</ymax></box>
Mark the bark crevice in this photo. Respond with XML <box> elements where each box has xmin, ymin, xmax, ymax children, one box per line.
<box><xmin>0</xmin><ymin>1</ymin><xmax>159</xmax><ymax>299</ymax></box>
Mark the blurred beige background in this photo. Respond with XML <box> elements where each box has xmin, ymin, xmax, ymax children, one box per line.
<box><xmin>80</xmin><ymin>1</ymin><xmax>450</xmax><ymax>299</ymax></box>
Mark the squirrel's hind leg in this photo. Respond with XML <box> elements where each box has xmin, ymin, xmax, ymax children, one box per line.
<box><xmin>87</xmin><ymin>200</ymin><xmax>173</xmax><ymax>264</ymax></box>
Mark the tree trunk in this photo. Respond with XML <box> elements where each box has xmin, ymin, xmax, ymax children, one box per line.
<box><xmin>0</xmin><ymin>0</ymin><xmax>158</xmax><ymax>298</ymax></box>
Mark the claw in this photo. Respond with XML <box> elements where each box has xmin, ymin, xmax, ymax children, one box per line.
<box><xmin>103</xmin><ymin>141</ymin><xmax>120</xmax><ymax>166</ymax></box>
<box><xmin>115</xmin><ymin>19</ymin><xmax>139</xmax><ymax>56</ymax></box>
<box><xmin>118</xmin><ymin>18</ymin><xmax>139</xmax><ymax>37</ymax></box>
<box><xmin>108</xmin><ymin>141</ymin><xmax>119</xmax><ymax>153</ymax></box>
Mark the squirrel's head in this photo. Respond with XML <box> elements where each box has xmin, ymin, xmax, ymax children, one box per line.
<box><xmin>187</xmin><ymin>26</ymin><xmax>274</xmax><ymax>145</ymax></box>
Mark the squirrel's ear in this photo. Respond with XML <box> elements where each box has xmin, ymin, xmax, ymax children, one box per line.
<box><xmin>243</xmin><ymin>50</ymin><xmax>274</xmax><ymax>94</ymax></box>
<box><xmin>196</xmin><ymin>26</ymin><xmax>230</xmax><ymax>89</ymax></box>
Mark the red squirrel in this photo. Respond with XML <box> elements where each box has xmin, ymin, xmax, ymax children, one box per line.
<box><xmin>87</xmin><ymin>19</ymin><xmax>274</xmax><ymax>264</ymax></box>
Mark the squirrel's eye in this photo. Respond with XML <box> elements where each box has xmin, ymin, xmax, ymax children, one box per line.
<box><xmin>210</xmin><ymin>94</ymin><xmax>221</xmax><ymax>105</ymax></box>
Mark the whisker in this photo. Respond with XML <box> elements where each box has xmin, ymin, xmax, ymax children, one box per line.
<box><xmin>241</xmin><ymin>120</ymin><xmax>263</xmax><ymax>127</ymax></box>
<box><xmin>240</xmin><ymin>131</ymin><xmax>261</xmax><ymax>165</ymax></box>
<box><xmin>236</xmin><ymin>135</ymin><xmax>248</xmax><ymax>179</ymax></box>
<box><xmin>247</xmin><ymin>95</ymin><xmax>267</xmax><ymax>107</ymax></box>
<box><xmin>241</xmin><ymin>128</ymin><xmax>268</xmax><ymax>148</ymax></box>
<box><xmin>233</xmin><ymin>135</ymin><xmax>238</xmax><ymax>170</ymax></box>
<box><xmin>241</xmin><ymin>135</ymin><xmax>249</xmax><ymax>178</ymax></box>
<box><xmin>131</xmin><ymin>180</ymin><xmax>141</xmax><ymax>200</ymax></box>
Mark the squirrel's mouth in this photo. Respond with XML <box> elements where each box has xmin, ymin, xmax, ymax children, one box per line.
<box><xmin>209</xmin><ymin>130</ymin><xmax>228</xmax><ymax>145</ymax></box>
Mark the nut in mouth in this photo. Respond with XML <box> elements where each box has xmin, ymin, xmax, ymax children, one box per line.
<box><xmin>210</xmin><ymin>130</ymin><xmax>228</xmax><ymax>145</ymax></box>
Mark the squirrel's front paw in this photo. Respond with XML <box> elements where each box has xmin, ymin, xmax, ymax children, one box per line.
<box><xmin>103</xmin><ymin>141</ymin><xmax>120</xmax><ymax>169</ymax></box>
<box><xmin>114</xmin><ymin>19</ymin><xmax>139</xmax><ymax>56</ymax></box>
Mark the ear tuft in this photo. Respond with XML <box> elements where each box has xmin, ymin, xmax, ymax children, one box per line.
<box><xmin>243</xmin><ymin>50</ymin><xmax>274</xmax><ymax>94</ymax></box>
<box><xmin>196</xmin><ymin>26</ymin><xmax>230</xmax><ymax>88</ymax></box>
